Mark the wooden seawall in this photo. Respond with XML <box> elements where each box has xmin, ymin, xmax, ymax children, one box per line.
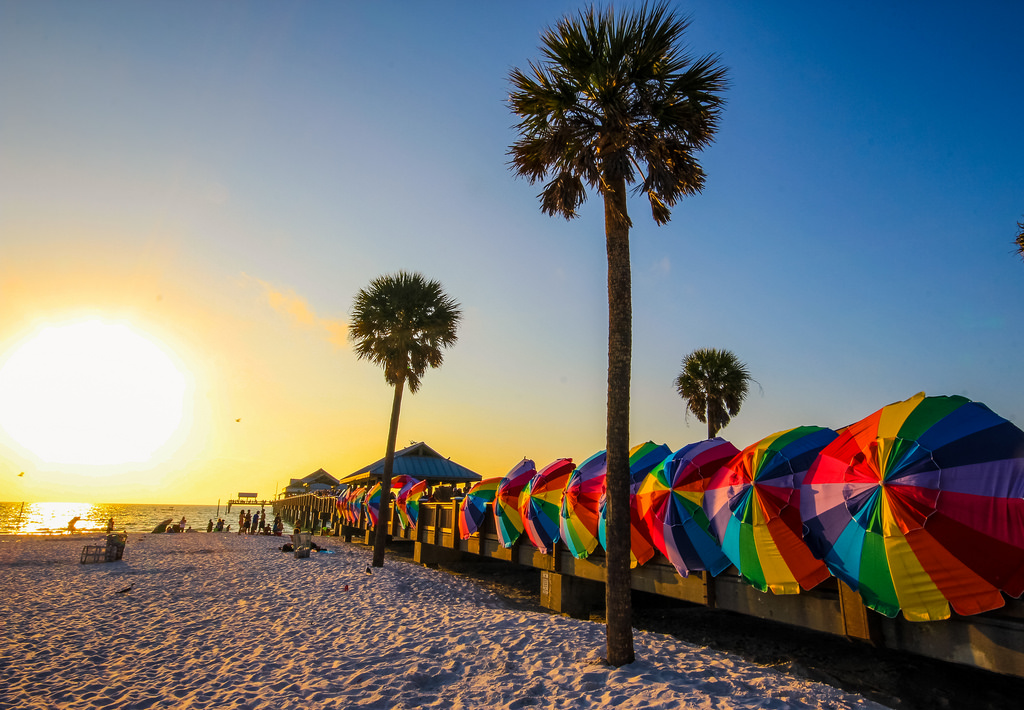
<box><xmin>275</xmin><ymin>496</ymin><xmax>1024</xmax><ymax>679</ymax></box>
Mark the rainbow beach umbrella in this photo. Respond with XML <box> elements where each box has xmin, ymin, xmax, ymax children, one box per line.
<box><xmin>460</xmin><ymin>477</ymin><xmax>502</xmax><ymax>540</ymax></box>
<box><xmin>495</xmin><ymin>459</ymin><xmax>536</xmax><ymax>548</ymax></box>
<box><xmin>350</xmin><ymin>487</ymin><xmax>368</xmax><ymax>526</ymax></box>
<box><xmin>365</xmin><ymin>483</ymin><xmax>383</xmax><ymax>527</ymax></box>
<box><xmin>521</xmin><ymin>458</ymin><xmax>575</xmax><ymax>553</ymax></box>
<box><xmin>636</xmin><ymin>438</ymin><xmax>737</xmax><ymax>577</ymax></box>
<box><xmin>560</xmin><ymin>450</ymin><xmax>607</xmax><ymax>559</ymax></box>
<box><xmin>599</xmin><ymin>441</ymin><xmax>673</xmax><ymax>567</ymax></box>
<box><xmin>802</xmin><ymin>392</ymin><xmax>1024</xmax><ymax>621</ymax></box>
<box><xmin>396</xmin><ymin>479</ymin><xmax>427</xmax><ymax>531</ymax></box>
<box><xmin>704</xmin><ymin>426</ymin><xmax>837</xmax><ymax>594</ymax></box>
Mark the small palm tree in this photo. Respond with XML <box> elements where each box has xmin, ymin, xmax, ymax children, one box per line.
<box><xmin>508</xmin><ymin>3</ymin><xmax>727</xmax><ymax>666</ymax></box>
<box><xmin>349</xmin><ymin>271</ymin><xmax>462</xmax><ymax>567</ymax></box>
<box><xmin>675</xmin><ymin>348</ymin><xmax>751</xmax><ymax>439</ymax></box>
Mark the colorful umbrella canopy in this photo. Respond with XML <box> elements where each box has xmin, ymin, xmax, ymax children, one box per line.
<box><xmin>396</xmin><ymin>479</ymin><xmax>427</xmax><ymax>531</ymax></box>
<box><xmin>349</xmin><ymin>487</ymin><xmax>368</xmax><ymax>526</ymax></box>
<box><xmin>802</xmin><ymin>392</ymin><xmax>1024</xmax><ymax>621</ymax></box>
<box><xmin>636</xmin><ymin>438</ymin><xmax>738</xmax><ymax>577</ymax></box>
<box><xmin>339</xmin><ymin>488</ymin><xmax>353</xmax><ymax>524</ymax></box>
<box><xmin>460</xmin><ymin>477</ymin><xmax>502</xmax><ymax>540</ymax></box>
<box><xmin>704</xmin><ymin>426</ymin><xmax>837</xmax><ymax>594</ymax></box>
<box><xmin>520</xmin><ymin>458</ymin><xmax>575</xmax><ymax>553</ymax></box>
<box><xmin>560</xmin><ymin>450</ymin><xmax>607</xmax><ymax>559</ymax></box>
<box><xmin>366</xmin><ymin>476</ymin><xmax>416</xmax><ymax>528</ymax></box>
<box><xmin>599</xmin><ymin>442</ymin><xmax>673</xmax><ymax>567</ymax></box>
<box><xmin>495</xmin><ymin>459</ymin><xmax>537</xmax><ymax>548</ymax></box>
<box><xmin>365</xmin><ymin>482</ymin><xmax>383</xmax><ymax>528</ymax></box>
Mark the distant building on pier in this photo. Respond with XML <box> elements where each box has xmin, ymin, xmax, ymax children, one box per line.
<box><xmin>282</xmin><ymin>468</ymin><xmax>341</xmax><ymax>497</ymax></box>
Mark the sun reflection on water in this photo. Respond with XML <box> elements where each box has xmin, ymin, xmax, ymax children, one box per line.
<box><xmin>0</xmin><ymin>502</ymin><xmax>107</xmax><ymax>535</ymax></box>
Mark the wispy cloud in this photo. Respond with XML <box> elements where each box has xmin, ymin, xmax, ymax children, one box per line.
<box><xmin>652</xmin><ymin>256</ymin><xmax>671</xmax><ymax>276</ymax></box>
<box><xmin>242</xmin><ymin>274</ymin><xmax>347</xmax><ymax>348</ymax></box>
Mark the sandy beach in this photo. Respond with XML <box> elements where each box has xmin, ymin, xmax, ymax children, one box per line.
<box><xmin>0</xmin><ymin>532</ymin><xmax>885</xmax><ymax>710</ymax></box>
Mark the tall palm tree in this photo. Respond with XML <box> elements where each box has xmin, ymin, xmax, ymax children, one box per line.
<box><xmin>349</xmin><ymin>271</ymin><xmax>462</xmax><ymax>568</ymax></box>
<box><xmin>675</xmin><ymin>348</ymin><xmax>751</xmax><ymax>439</ymax></box>
<box><xmin>508</xmin><ymin>3</ymin><xmax>727</xmax><ymax>666</ymax></box>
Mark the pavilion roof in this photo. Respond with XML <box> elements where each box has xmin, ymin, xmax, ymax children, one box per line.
<box><xmin>338</xmin><ymin>442</ymin><xmax>481</xmax><ymax>486</ymax></box>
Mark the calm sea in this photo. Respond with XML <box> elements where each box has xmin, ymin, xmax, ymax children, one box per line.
<box><xmin>0</xmin><ymin>501</ymin><xmax>275</xmax><ymax>535</ymax></box>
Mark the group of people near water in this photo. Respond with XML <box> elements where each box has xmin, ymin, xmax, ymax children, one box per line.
<box><xmin>234</xmin><ymin>508</ymin><xmax>284</xmax><ymax>536</ymax></box>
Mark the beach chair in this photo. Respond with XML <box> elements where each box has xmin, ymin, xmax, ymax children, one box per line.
<box><xmin>292</xmin><ymin>532</ymin><xmax>313</xmax><ymax>559</ymax></box>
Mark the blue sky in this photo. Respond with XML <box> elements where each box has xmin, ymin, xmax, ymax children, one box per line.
<box><xmin>2</xmin><ymin>1</ymin><xmax>1023</xmax><ymax>502</ymax></box>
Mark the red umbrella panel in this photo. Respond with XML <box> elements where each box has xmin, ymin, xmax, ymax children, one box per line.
<box><xmin>802</xmin><ymin>392</ymin><xmax>1024</xmax><ymax>621</ymax></box>
<box><xmin>520</xmin><ymin>458</ymin><xmax>575</xmax><ymax>553</ymax></box>
<box><xmin>704</xmin><ymin>426</ymin><xmax>837</xmax><ymax>594</ymax></box>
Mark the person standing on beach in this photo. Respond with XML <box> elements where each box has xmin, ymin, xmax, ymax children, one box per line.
<box><xmin>106</xmin><ymin>517</ymin><xmax>114</xmax><ymax>533</ymax></box>
<box><xmin>251</xmin><ymin>510</ymin><xmax>260</xmax><ymax>535</ymax></box>
<box><xmin>237</xmin><ymin>510</ymin><xmax>245</xmax><ymax>534</ymax></box>
<box><xmin>244</xmin><ymin>510</ymin><xmax>252</xmax><ymax>534</ymax></box>
<box><xmin>179</xmin><ymin>515</ymin><xmax>187</xmax><ymax>532</ymax></box>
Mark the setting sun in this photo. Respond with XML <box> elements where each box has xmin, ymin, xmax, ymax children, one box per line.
<box><xmin>0</xmin><ymin>320</ymin><xmax>189</xmax><ymax>467</ymax></box>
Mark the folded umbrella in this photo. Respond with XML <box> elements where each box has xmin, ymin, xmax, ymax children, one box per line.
<box><xmin>560</xmin><ymin>450</ymin><xmax>607</xmax><ymax>559</ymax></box>
<box><xmin>495</xmin><ymin>459</ymin><xmax>537</xmax><ymax>548</ymax></box>
<box><xmin>521</xmin><ymin>458</ymin><xmax>575</xmax><ymax>553</ymax></box>
<box><xmin>460</xmin><ymin>477</ymin><xmax>502</xmax><ymax>539</ymax></box>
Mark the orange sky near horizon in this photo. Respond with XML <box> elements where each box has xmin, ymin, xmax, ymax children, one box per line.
<box><xmin>0</xmin><ymin>247</ymin><xmax>503</xmax><ymax>504</ymax></box>
<box><xmin>0</xmin><ymin>235</ymin><xmax>606</xmax><ymax>505</ymax></box>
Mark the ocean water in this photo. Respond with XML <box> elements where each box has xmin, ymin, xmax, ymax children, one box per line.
<box><xmin>0</xmin><ymin>501</ymin><xmax>276</xmax><ymax>535</ymax></box>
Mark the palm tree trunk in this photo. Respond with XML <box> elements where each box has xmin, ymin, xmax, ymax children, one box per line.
<box><xmin>604</xmin><ymin>174</ymin><xmax>635</xmax><ymax>666</ymax></box>
<box><xmin>372</xmin><ymin>374</ymin><xmax>405</xmax><ymax>567</ymax></box>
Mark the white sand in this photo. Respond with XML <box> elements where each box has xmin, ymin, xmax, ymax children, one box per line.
<box><xmin>0</xmin><ymin>533</ymin><xmax>887</xmax><ymax>710</ymax></box>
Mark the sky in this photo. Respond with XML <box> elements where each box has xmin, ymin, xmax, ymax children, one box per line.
<box><xmin>2</xmin><ymin>1</ymin><xmax>1023</xmax><ymax>505</ymax></box>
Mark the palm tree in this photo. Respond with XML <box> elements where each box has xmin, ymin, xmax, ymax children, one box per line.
<box><xmin>508</xmin><ymin>3</ymin><xmax>727</xmax><ymax>666</ymax></box>
<box><xmin>675</xmin><ymin>348</ymin><xmax>752</xmax><ymax>439</ymax></box>
<box><xmin>349</xmin><ymin>271</ymin><xmax>462</xmax><ymax>568</ymax></box>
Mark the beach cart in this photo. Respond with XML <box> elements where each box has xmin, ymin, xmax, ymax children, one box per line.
<box><xmin>80</xmin><ymin>533</ymin><xmax>127</xmax><ymax>564</ymax></box>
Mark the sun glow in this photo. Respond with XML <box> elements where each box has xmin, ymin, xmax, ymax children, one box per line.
<box><xmin>0</xmin><ymin>320</ymin><xmax>189</xmax><ymax>468</ymax></box>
